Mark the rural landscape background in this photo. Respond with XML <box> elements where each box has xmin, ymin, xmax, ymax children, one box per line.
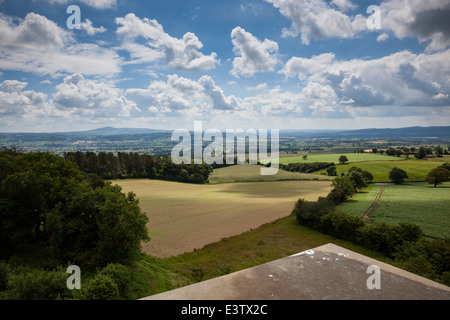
<box><xmin>1</xmin><ymin>0</ymin><xmax>450</xmax><ymax>303</ymax></box>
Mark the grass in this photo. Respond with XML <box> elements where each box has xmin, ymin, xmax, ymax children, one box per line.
<box><xmin>209</xmin><ymin>164</ymin><xmax>333</xmax><ymax>184</ymax></box>
<box><xmin>337</xmin><ymin>182</ymin><xmax>450</xmax><ymax>239</ymax></box>
<box><xmin>261</xmin><ymin>152</ymin><xmax>405</xmax><ymax>165</ymax></box>
<box><xmin>335</xmin><ymin>184</ymin><xmax>383</xmax><ymax>219</ymax></box>
<box><xmin>113</xmin><ymin>179</ymin><xmax>332</xmax><ymax>258</ymax></box>
<box><xmin>368</xmin><ymin>182</ymin><xmax>450</xmax><ymax>239</ymax></box>
<box><xmin>328</xmin><ymin>156</ymin><xmax>449</xmax><ymax>182</ymax></box>
<box><xmin>134</xmin><ymin>215</ymin><xmax>391</xmax><ymax>298</ymax></box>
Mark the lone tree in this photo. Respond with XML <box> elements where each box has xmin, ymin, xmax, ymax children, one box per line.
<box><xmin>389</xmin><ymin>167</ymin><xmax>409</xmax><ymax>185</ymax></box>
<box><xmin>425</xmin><ymin>167</ymin><xmax>450</xmax><ymax>187</ymax></box>
<box><xmin>338</xmin><ymin>155</ymin><xmax>349</xmax><ymax>164</ymax></box>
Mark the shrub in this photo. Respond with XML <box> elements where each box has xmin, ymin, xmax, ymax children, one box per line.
<box><xmin>98</xmin><ymin>263</ymin><xmax>132</xmax><ymax>296</ymax></box>
<box><xmin>319</xmin><ymin>211</ymin><xmax>364</xmax><ymax>243</ymax></box>
<box><xmin>84</xmin><ymin>274</ymin><xmax>119</xmax><ymax>300</ymax></box>
<box><xmin>6</xmin><ymin>267</ymin><xmax>71</xmax><ymax>300</ymax></box>
<box><xmin>292</xmin><ymin>197</ymin><xmax>334</xmax><ymax>228</ymax></box>
<box><xmin>399</xmin><ymin>255</ymin><xmax>437</xmax><ymax>280</ymax></box>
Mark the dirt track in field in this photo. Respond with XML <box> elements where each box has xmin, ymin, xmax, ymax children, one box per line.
<box><xmin>113</xmin><ymin>179</ymin><xmax>332</xmax><ymax>258</ymax></box>
<box><xmin>362</xmin><ymin>183</ymin><xmax>388</xmax><ymax>221</ymax></box>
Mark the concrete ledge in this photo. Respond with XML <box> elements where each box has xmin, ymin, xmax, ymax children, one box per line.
<box><xmin>141</xmin><ymin>243</ymin><xmax>450</xmax><ymax>300</ymax></box>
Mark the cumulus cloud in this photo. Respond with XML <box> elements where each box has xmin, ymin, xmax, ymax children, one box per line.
<box><xmin>265</xmin><ymin>0</ymin><xmax>366</xmax><ymax>44</ymax></box>
<box><xmin>281</xmin><ymin>53</ymin><xmax>335</xmax><ymax>80</ymax></box>
<box><xmin>0</xmin><ymin>80</ymin><xmax>48</xmax><ymax>117</ymax></box>
<box><xmin>230</xmin><ymin>27</ymin><xmax>280</xmax><ymax>77</ymax></box>
<box><xmin>52</xmin><ymin>73</ymin><xmax>139</xmax><ymax>118</ymax></box>
<box><xmin>266</xmin><ymin>0</ymin><xmax>450</xmax><ymax>51</ymax></box>
<box><xmin>115</xmin><ymin>13</ymin><xmax>218</xmax><ymax>71</ymax></box>
<box><xmin>281</xmin><ymin>49</ymin><xmax>450</xmax><ymax>113</ymax></box>
<box><xmin>126</xmin><ymin>74</ymin><xmax>240</xmax><ymax>118</ymax></box>
<box><xmin>380</xmin><ymin>0</ymin><xmax>450</xmax><ymax>51</ymax></box>
<box><xmin>0</xmin><ymin>12</ymin><xmax>121</xmax><ymax>77</ymax></box>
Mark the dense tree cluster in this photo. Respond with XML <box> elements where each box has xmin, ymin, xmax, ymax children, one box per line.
<box><xmin>280</xmin><ymin>162</ymin><xmax>335</xmax><ymax>174</ymax></box>
<box><xmin>64</xmin><ymin>151</ymin><xmax>212</xmax><ymax>184</ymax></box>
<box><xmin>0</xmin><ymin>150</ymin><xmax>149</xmax><ymax>267</ymax></box>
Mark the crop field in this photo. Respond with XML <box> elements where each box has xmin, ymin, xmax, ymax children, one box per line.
<box><xmin>113</xmin><ymin>179</ymin><xmax>332</xmax><ymax>258</ymax></box>
<box><xmin>329</xmin><ymin>156</ymin><xmax>449</xmax><ymax>182</ymax></box>
<box><xmin>336</xmin><ymin>184</ymin><xmax>384</xmax><ymax>219</ymax></box>
<box><xmin>261</xmin><ymin>152</ymin><xmax>404</xmax><ymax>165</ymax></box>
<box><xmin>368</xmin><ymin>182</ymin><xmax>450</xmax><ymax>239</ymax></box>
<box><xmin>338</xmin><ymin>182</ymin><xmax>450</xmax><ymax>239</ymax></box>
<box><xmin>208</xmin><ymin>164</ymin><xmax>333</xmax><ymax>184</ymax></box>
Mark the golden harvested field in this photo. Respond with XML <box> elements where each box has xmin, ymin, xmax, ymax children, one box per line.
<box><xmin>113</xmin><ymin>179</ymin><xmax>332</xmax><ymax>258</ymax></box>
<box><xmin>208</xmin><ymin>164</ymin><xmax>333</xmax><ymax>183</ymax></box>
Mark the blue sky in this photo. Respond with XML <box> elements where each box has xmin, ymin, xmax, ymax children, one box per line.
<box><xmin>0</xmin><ymin>0</ymin><xmax>449</xmax><ymax>132</ymax></box>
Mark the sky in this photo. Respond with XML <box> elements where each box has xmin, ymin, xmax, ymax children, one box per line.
<box><xmin>0</xmin><ymin>0</ymin><xmax>449</xmax><ymax>132</ymax></box>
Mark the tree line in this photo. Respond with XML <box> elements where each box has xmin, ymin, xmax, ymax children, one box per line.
<box><xmin>63</xmin><ymin>151</ymin><xmax>212</xmax><ymax>184</ymax></box>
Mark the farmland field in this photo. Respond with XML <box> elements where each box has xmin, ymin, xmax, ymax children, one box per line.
<box><xmin>368</xmin><ymin>182</ymin><xmax>450</xmax><ymax>239</ymax></box>
<box><xmin>336</xmin><ymin>184</ymin><xmax>383</xmax><ymax>219</ymax></box>
<box><xmin>261</xmin><ymin>152</ymin><xmax>405</xmax><ymax>165</ymax></box>
<box><xmin>209</xmin><ymin>164</ymin><xmax>333</xmax><ymax>184</ymax></box>
<box><xmin>328</xmin><ymin>156</ymin><xmax>450</xmax><ymax>182</ymax></box>
<box><xmin>338</xmin><ymin>182</ymin><xmax>450</xmax><ymax>239</ymax></box>
<box><xmin>113</xmin><ymin>179</ymin><xmax>332</xmax><ymax>258</ymax></box>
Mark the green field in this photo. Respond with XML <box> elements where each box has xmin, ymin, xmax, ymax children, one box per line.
<box><xmin>328</xmin><ymin>156</ymin><xmax>449</xmax><ymax>182</ymax></box>
<box><xmin>338</xmin><ymin>182</ymin><xmax>450</xmax><ymax>239</ymax></box>
<box><xmin>336</xmin><ymin>184</ymin><xmax>383</xmax><ymax>219</ymax></box>
<box><xmin>369</xmin><ymin>182</ymin><xmax>450</xmax><ymax>239</ymax></box>
<box><xmin>209</xmin><ymin>164</ymin><xmax>333</xmax><ymax>184</ymax></box>
<box><xmin>262</xmin><ymin>152</ymin><xmax>405</xmax><ymax>165</ymax></box>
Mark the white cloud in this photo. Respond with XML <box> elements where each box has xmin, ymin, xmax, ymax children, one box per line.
<box><xmin>331</xmin><ymin>0</ymin><xmax>357</xmax><ymax>11</ymax></box>
<box><xmin>380</xmin><ymin>0</ymin><xmax>450</xmax><ymax>52</ymax></box>
<box><xmin>115</xmin><ymin>13</ymin><xmax>218</xmax><ymax>71</ymax></box>
<box><xmin>230</xmin><ymin>27</ymin><xmax>280</xmax><ymax>77</ymax></box>
<box><xmin>266</xmin><ymin>0</ymin><xmax>450</xmax><ymax>51</ymax></box>
<box><xmin>126</xmin><ymin>74</ymin><xmax>240</xmax><ymax>118</ymax></box>
<box><xmin>281</xmin><ymin>49</ymin><xmax>450</xmax><ymax>112</ymax></box>
<box><xmin>0</xmin><ymin>12</ymin><xmax>121</xmax><ymax>77</ymax></box>
<box><xmin>281</xmin><ymin>53</ymin><xmax>335</xmax><ymax>80</ymax></box>
<box><xmin>81</xmin><ymin>19</ymin><xmax>107</xmax><ymax>35</ymax></box>
<box><xmin>265</xmin><ymin>0</ymin><xmax>366</xmax><ymax>44</ymax></box>
<box><xmin>0</xmin><ymin>80</ymin><xmax>48</xmax><ymax>117</ymax></box>
<box><xmin>47</xmin><ymin>0</ymin><xmax>116</xmax><ymax>9</ymax></box>
<box><xmin>52</xmin><ymin>73</ymin><xmax>139</xmax><ymax>118</ymax></box>
<box><xmin>377</xmin><ymin>33</ymin><xmax>389</xmax><ymax>42</ymax></box>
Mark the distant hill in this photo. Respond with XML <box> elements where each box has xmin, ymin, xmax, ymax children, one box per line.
<box><xmin>329</xmin><ymin>126</ymin><xmax>450</xmax><ymax>138</ymax></box>
<box><xmin>2</xmin><ymin>126</ymin><xmax>450</xmax><ymax>139</ymax></box>
<box><xmin>55</xmin><ymin>127</ymin><xmax>169</xmax><ymax>136</ymax></box>
<box><xmin>281</xmin><ymin>126</ymin><xmax>450</xmax><ymax>138</ymax></box>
